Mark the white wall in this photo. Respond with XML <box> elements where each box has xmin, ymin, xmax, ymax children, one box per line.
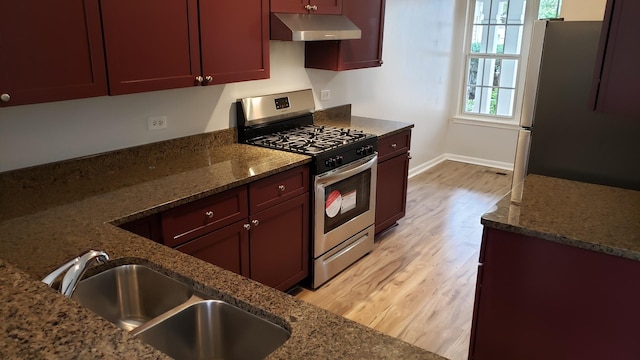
<box><xmin>307</xmin><ymin>0</ymin><xmax>460</xmax><ymax>170</ymax></box>
<box><xmin>560</xmin><ymin>0</ymin><xmax>606</xmax><ymax>20</ymax></box>
<box><xmin>0</xmin><ymin>0</ymin><xmax>463</xmax><ymax>174</ymax></box>
<box><xmin>445</xmin><ymin>123</ymin><xmax>519</xmax><ymax>167</ymax></box>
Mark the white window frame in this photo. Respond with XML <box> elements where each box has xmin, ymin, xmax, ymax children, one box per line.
<box><xmin>453</xmin><ymin>0</ymin><xmax>542</xmax><ymax>128</ymax></box>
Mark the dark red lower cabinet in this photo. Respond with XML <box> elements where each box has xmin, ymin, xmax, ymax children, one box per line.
<box><xmin>470</xmin><ymin>227</ymin><xmax>640</xmax><ymax>360</ymax></box>
<box><xmin>175</xmin><ymin>220</ymin><xmax>250</xmax><ymax>277</ymax></box>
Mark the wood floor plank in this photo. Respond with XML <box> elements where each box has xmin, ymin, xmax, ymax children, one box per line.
<box><xmin>296</xmin><ymin>161</ymin><xmax>513</xmax><ymax>360</ymax></box>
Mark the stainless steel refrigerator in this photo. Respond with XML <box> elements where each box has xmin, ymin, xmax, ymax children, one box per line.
<box><xmin>512</xmin><ymin>20</ymin><xmax>640</xmax><ymax>200</ymax></box>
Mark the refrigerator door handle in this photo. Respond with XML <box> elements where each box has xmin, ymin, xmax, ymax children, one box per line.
<box><xmin>511</xmin><ymin>129</ymin><xmax>532</xmax><ymax>203</ymax></box>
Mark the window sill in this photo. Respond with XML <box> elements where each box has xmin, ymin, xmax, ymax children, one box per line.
<box><xmin>450</xmin><ymin>115</ymin><xmax>521</xmax><ymax>130</ymax></box>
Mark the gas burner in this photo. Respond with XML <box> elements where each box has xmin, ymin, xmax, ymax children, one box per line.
<box><xmin>248</xmin><ymin>124</ymin><xmax>373</xmax><ymax>155</ymax></box>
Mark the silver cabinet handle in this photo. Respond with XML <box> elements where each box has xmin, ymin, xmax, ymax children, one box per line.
<box><xmin>243</xmin><ymin>223</ymin><xmax>251</xmax><ymax>231</ymax></box>
<box><xmin>195</xmin><ymin>76</ymin><xmax>204</xmax><ymax>84</ymax></box>
<box><xmin>1</xmin><ymin>93</ymin><xmax>10</xmax><ymax>102</ymax></box>
<box><xmin>391</xmin><ymin>143</ymin><xmax>397</xmax><ymax>149</ymax></box>
<box><xmin>305</xmin><ymin>4</ymin><xmax>318</xmax><ymax>10</ymax></box>
<box><xmin>278</xmin><ymin>184</ymin><xmax>286</xmax><ymax>192</ymax></box>
<box><xmin>251</xmin><ymin>219</ymin><xmax>259</xmax><ymax>227</ymax></box>
<box><xmin>205</xmin><ymin>211</ymin><xmax>214</xmax><ymax>219</ymax></box>
<box><xmin>205</xmin><ymin>75</ymin><xmax>213</xmax><ymax>83</ymax></box>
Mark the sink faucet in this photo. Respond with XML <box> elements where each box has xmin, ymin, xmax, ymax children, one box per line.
<box><xmin>42</xmin><ymin>250</ymin><xmax>109</xmax><ymax>297</ymax></box>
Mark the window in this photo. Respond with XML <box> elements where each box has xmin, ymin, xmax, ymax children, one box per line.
<box><xmin>460</xmin><ymin>0</ymin><xmax>562</xmax><ymax>121</ymax></box>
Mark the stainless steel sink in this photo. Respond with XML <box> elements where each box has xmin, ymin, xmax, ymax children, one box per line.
<box><xmin>72</xmin><ymin>264</ymin><xmax>193</xmax><ymax>331</ymax></box>
<box><xmin>134</xmin><ymin>300</ymin><xmax>291</xmax><ymax>360</ymax></box>
<box><xmin>72</xmin><ymin>264</ymin><xmax>290</xmax><ymax>359</ymax></box>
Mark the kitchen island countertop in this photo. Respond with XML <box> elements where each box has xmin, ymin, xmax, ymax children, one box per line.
<box><xmin>482</xmin><ymin>174</ymin><xmax>640</xmax><ymax>261</ymax></box>
<box><xmin>0</xmin><ymin>129</ymin><xmax>444</xmax><ymax>359</ymax></box>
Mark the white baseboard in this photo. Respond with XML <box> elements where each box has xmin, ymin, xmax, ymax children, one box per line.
<box><xmin>444</xmin><ymin>154</ymin><xmax>513</xmax><ymax>171</ymax></box>
<box><xmin>407</xmin><ymin>154</ymin><xmax>447</xmax><ymax>178</ymax></box>
<box><xmin>408</xmin><ymin>154</ymin><xmax>513</xmax><ymax>178</ymax></box>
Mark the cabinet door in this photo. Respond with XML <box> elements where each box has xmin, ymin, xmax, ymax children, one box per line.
<box><xmin>119</xmin><ymin>214</ymin><xmax>162</xmax><ymax>243</ymax></box>
<box><xmin>375</xmin><ymin>152</ymin><xmax>409</xmax><ymax>234</ymax></box>
<box><xmin>200</xmin><ymin>0</ymin><xmax>270</xmax><ymax>84</ymax></box>
<box><xmin>271</xmin><ymin>0</ymin><xmax>342</xmax><ymax>14</ymax></box>
<box><xmin>270</xmin><ymin>0</ymin><xmax>308</xmax><ymax>13</ymax></box>
<box><xmin>337</xmin><ymin>0</ymin><xmax>385</xmax><ymax>69</ymax></box>
<box><xmin>175</xmin><ymin>220</ymin><xmax>250</xmax><ymax>277</ymax></box>
<box><xmin>305</xmin><ymin>0</ymin><xmax>385</xmax><ymax>70</ymax></box>
<box><xmin>312</xmin><ymin>0</ymin><xmax>342</xmax><ymax>14</ymax></box>
<box><xmin>100</xmin><ymin>0</ymin><xmax>201</xmax><ymax>95</ymax></box>
<box><xmin>590</xmin><ymin>0</ymin><xmax>640</xmax><ymax>116</ymax></box>
<box><xmin>250</xmin><ymin>193</ymin><xmax>309</xmax><ymax>291</ymax></box>
<box><xmin>0</xmin><ymin>0</ymin><xmax>107</xmax><ymax>107</ymax></box>
<box><xmin>470</xmin><ymin>227</ymin><xmax>640</xmax><ymax>360</ymax></box>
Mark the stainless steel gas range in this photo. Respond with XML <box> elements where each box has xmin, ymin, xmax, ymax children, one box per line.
<box><xmin>237</xmin><ymin>89</ymin><xmax>377</xmax><ymax>289</ymax></box>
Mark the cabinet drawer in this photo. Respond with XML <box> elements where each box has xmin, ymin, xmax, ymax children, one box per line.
<box><xmin>378</xmin><ymin>129</ymin><xmax>411</xmax><ymax>162</ymax></box>
<box><xmin>162</xmin><ymin>187</ymin><xmax>248</xmax><ymax>247</ymax></box>
<box><xmin>249</xmin><ymin>166</ymin><xmax>309</xmax><ymax>214</ymax></box>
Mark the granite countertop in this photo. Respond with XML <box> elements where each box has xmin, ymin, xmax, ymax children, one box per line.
<box><xmin>0</xmin><ymin>129</ymin><xmax>443</xmax><ymax>359</ymax></box>
<box><xmin>313</xmin><ymin>105</ymin><xmax>414</xmax><ymax>138</ymax></box>
<box><xmin>482</xmin><ymin>174</ymin><xmax>640</xmax><ymax>261</ymax></box>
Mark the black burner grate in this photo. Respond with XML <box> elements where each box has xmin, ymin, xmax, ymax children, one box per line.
<box><xmin>248</xmin><ymin>125</ymin><xmax>370</xmax><ymax>155</ymax></box>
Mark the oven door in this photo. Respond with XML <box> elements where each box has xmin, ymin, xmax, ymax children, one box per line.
<box><xmin>313</xmin><ymin>154</ymin><xmax>377</xmax><ymax>258</ymax></box>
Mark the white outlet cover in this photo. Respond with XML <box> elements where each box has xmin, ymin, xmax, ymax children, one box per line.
<box><xmin>148</xmin><ymin>116</ymin><xmax>167</xmax><ymax>130</ymax></box>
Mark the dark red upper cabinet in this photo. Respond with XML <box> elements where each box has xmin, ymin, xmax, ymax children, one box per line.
<box><xmin>271</xmin><ymin>0</ymin><xmax>342</xmax><ymax>14</ymax></box>
<box><xmin>100</xmin><ymin>0</ymin><xmax>201</xmax><ymax>95</ymax></box>
<box><xmin>590</xmin><ymin>0</ymin><xmax>640</xmax><ymax>117</ymax></box>
<box><xmin>0</xmin><ymin>0</ymin><xmax>107</xmax><ymax>107</ymax></box>
<box><xmin>2</xmin><ymin>0</ymin><xmax>269</xmax><ymax>104</ymax></box>
<box><xmin>101</xmin><ymin>0</ymin><xmax>268</xmax><ymax>95</ymax></box>
<box><xmin>305</xmin><ymin>0</ymin><xmax>386</xmax><ymax>71</ymax></box>
<box><xmin>200</xmin><ymin>0</ymin><xmax>270</xmax><ymax>84</ymax></box>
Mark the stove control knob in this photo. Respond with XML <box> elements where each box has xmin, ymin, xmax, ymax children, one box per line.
<box><xmin>366</xmin><ymin>145</ymin><xmax>375</xmax><ymax>155</ymax></box>
<box><xmin>325</xmin><ymin>158</ymin><xmax>336</xmax><ymax>168</ymax></box>
<box><xmin>336</xmin><ymin>156</ymin><xmax>343</xmax><ymax>166</ymax></box>
<box><xmin>356</xmin><ymin>147</ymin><xmax>364</xmax><ymax>155</ymax></box>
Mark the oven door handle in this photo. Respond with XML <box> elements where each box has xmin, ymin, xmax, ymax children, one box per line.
<box><xmin>316</xmin><ymin>154</ymin><xmax>377</xmax><ymax>186</ymax></box>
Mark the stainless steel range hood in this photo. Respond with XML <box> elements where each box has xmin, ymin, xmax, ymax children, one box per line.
<box><xmin>270</xmin><ymin>13</ymin><xmax>361</xmax><ymax>41</ymax></box>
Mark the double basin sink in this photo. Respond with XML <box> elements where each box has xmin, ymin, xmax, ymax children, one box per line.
<box><xmin>71</xmin><ymin>264</ymin><xmax>290</xmax><ymax>360</ymax></box>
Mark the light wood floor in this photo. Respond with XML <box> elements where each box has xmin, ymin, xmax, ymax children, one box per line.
<box><xmin>295</xmin><ymin>160</ymin><xmax>513</xmax><ymax>360</ymax></box>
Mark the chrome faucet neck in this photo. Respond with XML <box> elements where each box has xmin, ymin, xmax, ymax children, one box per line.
<box><xmin>42</xmin><ymin>250</ymin><xmax>109</xmax><ymax>297</ymax></box>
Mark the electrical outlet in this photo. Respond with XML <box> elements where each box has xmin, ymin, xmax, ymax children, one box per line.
<box><xmin>148</xmin><ymin>116</ymin><xmax>167</xmax><ymax>130</ymax></box>
<box><xmin>320</xmin><ymin>90</ymin><xmax>331</xmax><ymax>101</ymax></box>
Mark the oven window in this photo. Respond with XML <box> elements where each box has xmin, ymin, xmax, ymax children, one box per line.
<box><xmin>323</xmin><ymin>169</ymin><xmax>371</xmax><ymax>234</ymax></box>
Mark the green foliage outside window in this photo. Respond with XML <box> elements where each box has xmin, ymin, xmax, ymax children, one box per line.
<box><xmin>538</xmin><ymin>0</ymin><xmax>562</xmax><ymax>19</ymax></box>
